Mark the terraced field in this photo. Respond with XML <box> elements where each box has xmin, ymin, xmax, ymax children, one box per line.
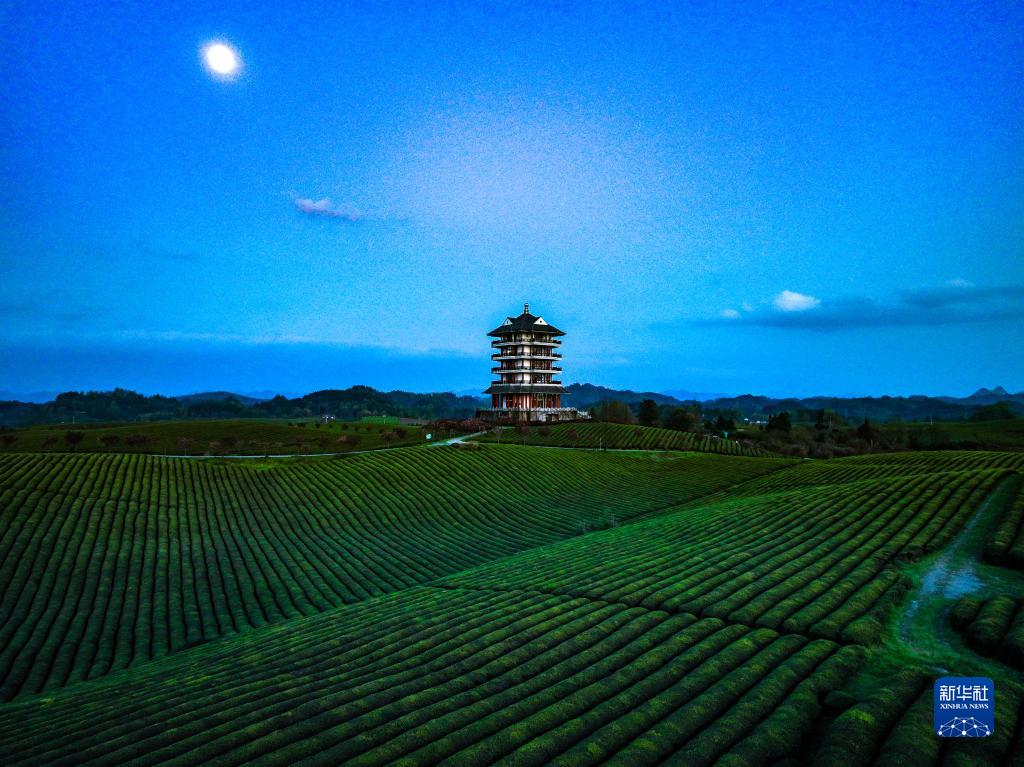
<box><xmin>0</xmin><ymin>418</ymin><xmax>425</xmax><ymax>456</ymax></box>
<box><xmin>475</xmin><ymin>421</ymin><xmax>767</xmax><ymax>456</ymax></box>
<box><xmin>951</xmin><ymin>594</ymin><xmax>1024</xmax><ymax>669</ymax></box>
<box><xmin>0</xmin><ymin>447</ymin><xmax>1022</xmax><ymax>765</ymax></box>
<box><xmin>443</xmin><ymin>466</ymin><xmax>1013</xmax><ymax>644</ymax></box>
<box><xmin>0</xmin><ymin>447</ymin><xmax>782</xmax><ymax>700</ymax></box>
<box><xmin>0</xmin><ymin>587</ymin><xmax>863</xmax><ymax>767</ymax></box>
<box><xmin>986</xmin><ymin>476</ymin><xmax>1024</xmax><ymax>567</ymax></box>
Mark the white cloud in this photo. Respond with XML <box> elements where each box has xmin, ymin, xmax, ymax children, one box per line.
<box><xmin>774</xmin><ymin>290</ymin><xmax>821</xmax><ymax>312</ymax></box>
<box><xmin>741</xmin><ymin>303</ymin><xmax>754</xmax><ymax>313</ymax></box>
<box><xmin>721</xmin><ymin>308</ymin><xmax>741</xmax><ymax>319</ymax></box>
<box><xmin>293</xmin><ymin>197</ymin><xmax>362</xmax><ymax>221</ymax></box>
<box><xmin>947</xmin><ymin>278</ymin><xmax>974</xmax><ymax>288</ymax></box>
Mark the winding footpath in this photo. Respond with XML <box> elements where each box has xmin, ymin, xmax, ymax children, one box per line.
<box><xmin>899</xmin><ymin>476</ymin><xmax>1021</xmax><ymax>672</ymax></box>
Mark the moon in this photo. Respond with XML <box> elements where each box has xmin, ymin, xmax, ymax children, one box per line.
<box><xmin>202</xmin><ymin>42</ymin><xmax>241</xmax><ymax>78</ymax></box>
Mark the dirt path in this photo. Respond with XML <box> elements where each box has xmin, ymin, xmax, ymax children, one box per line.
<box><xmin>898</xmin><ymin>475</ymin><xmax>1021</xmax><ymax>670</ymax></box>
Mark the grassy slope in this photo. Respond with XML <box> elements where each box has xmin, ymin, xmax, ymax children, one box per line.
<box><xmin>0</xmin><ymin>446</ymin><xmax>783</xmax><ymax>700</ymax></box>
<box><xmin>475</xmin><ymin>421</ymin><xmax>769</xmax><ymax>456</ymax></box>
<box><xmin>879</xmin><ymin>418</ymin><xmax>1024</xmax><ymax>449</ymax></box>
<box><xmin>0</xmin><ymin>418</ymin><xmax>426</xmax><ymax>455</ymax></box>
<box><xmin>2</xmin><ymin>450</ymin><xmax>1023</xmax><ymax>765</ymax></box>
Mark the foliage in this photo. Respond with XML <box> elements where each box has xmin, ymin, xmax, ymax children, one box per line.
<box><xmin>0</xmin><ymin>419</ymin><xmax>426</xmax><ymax>456</ymax></box>
<box><xmin>637</xmin><ymin>398</ymin><xmax>660</xmax><ymax>427</ymax></box>
<box><xmin>589</xmin><ymin>399</ymin><xmax>634</xmax><ymax>424</ymax></box>
<box><xmin>662</xmin><ymin>404</ymin><xmax>702</xmax><ymax>433</ymax></box>
<box><xmin>972</xmin><ymin>401</ymin><xmax>1018</xmax><ymax>421</ymax></box>
<box><xmin>0</xmin><ymin>386</ymin><xmax>483</xmax><ymax>427</ymax></box>
<box><xmin>475</xmin><ymin>422</ymin><xmax>770</xmax><ymax>456</ymax></box>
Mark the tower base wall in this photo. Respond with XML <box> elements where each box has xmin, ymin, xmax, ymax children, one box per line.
<box><xmin>477</xmin><ymin>407</ymin><xmax>586</xmax><ymax>425</ymax></box>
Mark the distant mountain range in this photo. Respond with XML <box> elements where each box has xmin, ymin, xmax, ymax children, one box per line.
<box><xmin>0</xmin><ymin>383</ymin><xmax>1021</xmax><ymax>427</ymax></box>
<box><xmin>660</xmin><ymin>388</ymin><xmax>732</xmax><ymax>402</ymax></box>
<box><xmin>0</xmin><ymin>386</ymin><xmax>483</xmax><ymax>427</ymax></box>
<box><xmin>173</xmin><ymin>391</ymin><xmax>271</xmax><ymax>407</ymax></box>
<box><xmin>939</xmin><ymin>386</ymin><xmax>1022</xmax><ymax>406</ymax></box>
<box><xmin>562</xmin><ymin>383</ymin><xmax>1024</xmax><ymax>422</ymax></box>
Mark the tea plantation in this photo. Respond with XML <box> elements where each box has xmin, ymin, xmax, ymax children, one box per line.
<box><xmin>0</xmin><ymin>440</ymin><xmax>1022</xmax><ymax>764</ymax></box>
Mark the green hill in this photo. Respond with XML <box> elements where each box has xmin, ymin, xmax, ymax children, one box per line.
<box><xmin>1</xmin><ymin>449</ymin><xmax>1022</xmax><ymax>765</ymax></box>
<box><xmin>0</xmin><ymin>446</ymin><xmax>783</xmax><ymax>700</ymax></box>
<box><xmin>0</xmin><ymin>418</ymin><xmax>426</xmax><ymax>455</ymax></box>
<box><xmin>476</xmin><ymin>421</ymin><xmax>767</xmax><ymax>456</ymax></box>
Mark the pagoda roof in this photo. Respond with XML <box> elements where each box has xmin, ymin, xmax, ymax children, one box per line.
<box><xmin>487</xmin><ymin>304</ymin><xmax>565</xmax><ymax>337</ymax></box>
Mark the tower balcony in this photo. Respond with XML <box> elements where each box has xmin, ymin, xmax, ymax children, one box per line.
<box><xmin>491</xmin><ymin>351</ymin><xmax>561</xmax><ymax>361</ymax></box>
<box><xmin>488</xmin><ymin>380</ymin><xmax>564</xmax><ymax>389</ymax></box>
<box><xmin>492</xmin><ymin>366</ymin><xmax>562</xmax><ymax>374</ymax></box>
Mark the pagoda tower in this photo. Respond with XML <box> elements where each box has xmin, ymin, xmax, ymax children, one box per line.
<box><xmin>481</xmin><ymin>303</ymin><xmax>580</xmax><ymax>423</ymax></box>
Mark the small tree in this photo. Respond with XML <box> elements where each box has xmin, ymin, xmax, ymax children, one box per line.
<box><xmin>517</xmin><ymin>424</ymin><xmax>530</xmax><ymax>445</ymax></box>
<box><xmin>856</xmin><ymin>417</ymin><xmax>878</xmax><ymax>442</ymax></box>
<box><xmin>663</xmin><ymin>406</ymin><xmax>699</xmax><ymax>432</ymax></box>
<box><xmin>177</xmin><ymin>436</ymin><xmax>193</xmax><ymax>455</ymax></box>
<box><xmin>564</xmin><ymin>427</ymin><xmax>581</xmax><ymax>448</ymax></box>
<box><xmin>99</xmin><ymin>434</ymin><xmax>121</xmax><ymax>448</ymax></box>
<box><xmin>1</xmin><ymin>434</ymin><xmax>17</xmax><ymax>447</ymax></box>
<box><xmin>637</xmin><ymin>399</ymin><xmax>659</xmax><ymax>427</ymax></box>
<box><xmin>597</xmin><ymin>400</ymin><xmax>633</xmax><ymax>424</ymax></box>
<box><xmin>64</xmin><ymin>431</ymin><xmax>85</xmax><ymax>451</ymax></box>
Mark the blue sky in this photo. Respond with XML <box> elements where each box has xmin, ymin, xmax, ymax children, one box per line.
<box><xmin>1</xmin><ymin>0</ymin><xmax>1021</xmax><ymax>397</ymax></box>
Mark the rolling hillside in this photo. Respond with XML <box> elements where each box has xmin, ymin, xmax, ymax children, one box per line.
<box><xmin>475</xmin><ymin>421</ymin><xmax>767</xmax><ymax>456</ymax></box>
<box><xmin>0</xmin><ymin>447</ymin><xmax>783</xmax><ymax>700</ymax></box>
<box><xmin>0</xmin><ymin>449</ymin><xmax>1021</xmax><ymax>764</ymax></box>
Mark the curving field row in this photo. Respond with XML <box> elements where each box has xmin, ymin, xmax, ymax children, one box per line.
<box><xmin>475</xmin><ymin>422</ymin><xmax>769</xmax><ymax>456</ymax></box>
<box><xmin>0</xmin><ymin>447</ymin><xmax>783</xmax><ymax>700</ymax></box>
<box><xmin>0</xmin><ymin>586</ymin><xmax>864</xmax><ymax>767</ymax></box>
<box><xmin>809</xmin><ymin>670</ymin><xmax>1023</xmax><ymax>766</ymax></box>
<box><xmin>838</xmin><ymin>449</ymin><xmax>1024</xmax><ymax>473</ymax></box>
<box><xmin>985</xmin><ymin>475</ymin><xmax>1024</xmax><ymax>568</ymax></box>
<box><xmin>1</xmin><ymin>447</ymin><xmax>1022</xmax><ymax>765</ymax></box>
<box><xmin>734</xmin><ymin>450</ymin><xmax>1024</xmax><ymax>497</ymax></box>
<box><xmin>951</xmin><ymin>594</ymin><xmax>1024</xmax><ymax>669</ymax></box>
<box><xmin>443</xmin><ymin>467</ymin><xmax>1015</xmax><ymax>642</ymax></box>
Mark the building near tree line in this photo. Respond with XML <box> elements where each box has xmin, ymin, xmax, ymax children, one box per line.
<box><xmin>479</xmin><ymin>303</ymin><xmax>587</xmax><ymax>423</ymax></box>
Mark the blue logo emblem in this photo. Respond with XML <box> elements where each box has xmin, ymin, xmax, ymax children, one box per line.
<box><xmin>934</xmin><ymin>677</ymin><xmax>994</xmax><ymax>737</ymax></box>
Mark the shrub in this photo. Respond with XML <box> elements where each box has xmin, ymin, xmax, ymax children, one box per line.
<box><xmin>965</xmin><ymin>595</ymin><xmax>1017</xmax><ymax>654</ymax></box>
<box><xmin>950</xmin><ymin>595</ymin><xmax>983</xmax><ymax>630</ymax></box>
